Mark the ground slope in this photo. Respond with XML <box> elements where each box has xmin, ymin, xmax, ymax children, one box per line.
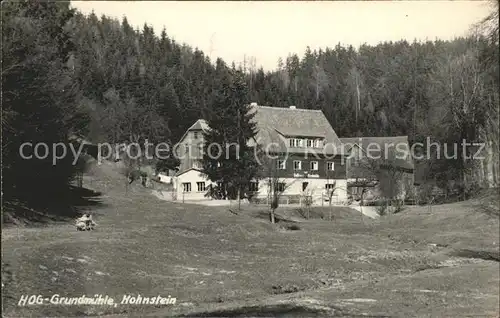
<box><xmin>2</xmin><ymin>163</ymin><xmax>499</xmax><ymax>317</ymax></box>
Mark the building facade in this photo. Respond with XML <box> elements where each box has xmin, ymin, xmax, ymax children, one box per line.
<box><xmin>165</xmin><ymin>104</ymin><xmax>350</xmax><ymax>204</ymax></box>
<box><xmin>340</xmin><ymin>136</ymin><xmax>415</xmax><ymax>202</ymax></box>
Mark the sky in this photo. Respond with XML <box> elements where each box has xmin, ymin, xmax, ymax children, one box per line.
<box><xmin>70</xmin><ymin>1</ymin><xmax>492</xmax><ymax>71</ymax></box>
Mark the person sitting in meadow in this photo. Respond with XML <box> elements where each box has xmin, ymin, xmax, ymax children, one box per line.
<box><xmin>75</xmin><ymin>213</ymin><xmax>96</xmax><ymax>231</ymax></box>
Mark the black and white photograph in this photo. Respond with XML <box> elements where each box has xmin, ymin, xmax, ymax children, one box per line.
<box><xmin>2</xmin><ymin>0</ymin><xmax>499</xmax><ymax>317</ymax></box>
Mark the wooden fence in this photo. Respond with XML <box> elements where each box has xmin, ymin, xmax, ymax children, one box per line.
<box><xmin>249</xmin><ymin>194</ymin><xmax>347</xmax><ymax>206</ymax></box>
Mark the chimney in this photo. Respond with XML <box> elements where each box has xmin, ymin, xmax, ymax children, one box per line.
<box><xmin>289</xmin><ymin>106</ymin><xmax>296</xmax><ymax>110</ymax></box>
<box><xmin>250</xmin><ymin>102</ymin><xmax>258</xmax><ymax>107</ymax></box>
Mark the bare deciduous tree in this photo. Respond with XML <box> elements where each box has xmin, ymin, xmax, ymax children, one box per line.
<box><xmin>261</xmin><ymin>156</ymin><xmax>290</xmax><ymax>224</ymax></box>
<box><xmin>324</xmin><ymin>181</ymin><xmax>348</xmax><ymax>221</ymax></box>
<box><xmin>426</xmin><ymin>44</ymin><xmax>497</xmax><ymax>193</ymax></box>
<box><xmin>350</xmin><ymin>155</ymin><xmax>406</xmax><ymax>213</ymax></box>
<box><xmin>301</xmin><ymin>188</ymin><xmax>315</xmax><ymax>219</ymax></box>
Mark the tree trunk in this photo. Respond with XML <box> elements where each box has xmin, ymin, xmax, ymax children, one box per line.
<box><xmin>329</xmin><ymin>201</ymin><xmax>332</xmax><ymax>221</ymax></box>
<box><xmin>462</xmin><ymin>151</ymin><xmax>468</xmax><ymax>201</ymax></box>
<box><xmin>356</xmin><ymin>75</ymin><xmax>361</xmax><ymax>123</ymax></box>
<box><xmin>316</xmin><ymin>80</ymin><xmax>320</xmax><ymax>101</ymax></box>
<box><xmin>270</xmin><ymin>208</ymin><xmax>276</xmax><ymax>224</ymax></box>
<box><xmin>237</xmin><ymin>186</ymin><xmax>241</xmax><ymax>211</ymax></box>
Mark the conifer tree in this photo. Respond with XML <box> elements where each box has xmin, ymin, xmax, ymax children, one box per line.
<box><xmin>202</xmin><ymin>60</ymin><xmax>260</xmax><ymax>202</ymax></box>
<box><xmin>2</xmin><ymin>1</ymin><xmax>82</xmax><ymax>213</ymax></box>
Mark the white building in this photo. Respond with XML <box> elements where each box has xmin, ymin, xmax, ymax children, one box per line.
<box><xmin>164</xmin><ymin>104</ymin><xmax>351</xmax><ymax>204</ymax></box>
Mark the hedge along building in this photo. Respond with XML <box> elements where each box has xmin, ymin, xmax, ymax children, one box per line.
<box><xmin>168</xmin><ymin>103</ymin><xmax>349</xmax><ymax>204</ymax></box>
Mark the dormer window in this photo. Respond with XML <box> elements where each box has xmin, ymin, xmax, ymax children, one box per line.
<box><xmin>289</xmin><ymin>138</ymin><xmax>305</xmax><ymax>147</ymax></box>
<box><xmin>289</xmin><ymin>138</ymin><xmax>324</xmax><ymax>148</ymax></box>
<box><xmin>193</xmin><ymin>131</ymin><xmax>199</xmax><ymax>139</ymax></box>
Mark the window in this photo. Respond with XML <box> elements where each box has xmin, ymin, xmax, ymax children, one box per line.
<box><xmin>351</xmin><ymin>187</ymin><xmax>362</xmax><ymax>195</ymax></box>
<box><xmin>198</xmin><ymin>144</ymin><xmax>203</xmax><ymax>158</ymax></box>
<box><xmin>314</xmin><ymin>139</ymin><xmax>322</xmax><ymax>148</ymax></box>
<box><xmin>325</xmin><ymin>183</ymin><xmax>336</xmax><ymax>190</ymax></box>
<box><xmin>306</xmin><ymin>139</ymin><xmax>313</xmax><ymax>148</ymax></box>
<box><xmin>193</xmin><ymin>131</ymin><xmax>199</xmax><ymax>139</ymax></box>
<box><xmin>276</xmin><ymin>182</ymin><xmax>286</xmax><ymax>192</ymax></box>
<box><xmin>310</xmin><ymin>161</ymin><xmax>318</xmax><ymax>171</ymax></box>
<box><xmin>293</xmin><ymin>160</ymin><xmax>302</xmax><ymax>171</ymax></box>
<box><xmin>302</xmin><ymin>182</ymin><xmax>309</xmax><ymax>191</ymax></box>
<box><xmin>277</xmin><ymin>160</ymin><xmax>286</xmax><ymax>170</ymax></box>
<box><xmin>327</xmin><ymin>162</ymin><xmax>335</xmax><ymax>171</ymax></box>
<box><xmin>185</xmin><ymin>144</ymin><xmax>189</xmax><ymax>155</ymax></box>
<box><xmin>289</xmin><ymin>138</ymin><xmax>304</xmax><ymax>147</ymax></box>
<box><xmin>350</xmin><ymin>187</ymin><xmax>357</xmax><ymax>195</ymax></box>
<box><xmin>325</xmin><ymin>183</ymin><xmax>336</xmax><ymax>196</ymax></box>
<box><xmin>197</xmin><ymin>182</ymin><xmax>206</xmax><ymax>192</ymax></box>
<box><xmin>249</xmin><ymin>181</ymin><xmax>259</xmax><ymax>192</ymax></box>
<box><xmin>182</xmin><ymin>182</ymin><xmax>191</xmax><ymax>192</ymax></box>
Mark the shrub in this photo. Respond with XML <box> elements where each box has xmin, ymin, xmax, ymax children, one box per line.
<box><xmin>464</xmin><ymin>181</ymin><xmax>482</xmax><ymax>199</ymax></box>
<box><xmin>127</xmin><ymin>169</ymin><xmax>142</xmax><ymax>183</ymax></box>
<box><xmin>287</xmin><ymin>224</ymin><xmax>301</xmax><ymax>231</ymax></box>
<box><xmin>205</xmin><ymin>185</ymin><xmax>225</xmax><ymax>199</ymax></box>
<box><xmin>375</xmin><ymin>200</ymin><xmax>389</xmax><ymax>216</ymax></box>
<box><xmin>392</xmin><ymin>199</ymin><xmax>405</xmax><ymax>214</ymax></box>
<box><xmin>246</xmin><ymin>191</ymin><xmax>257</xmax><ymax>202</ymax></box>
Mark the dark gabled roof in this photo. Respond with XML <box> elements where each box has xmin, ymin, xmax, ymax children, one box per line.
<box><xmin>177</xmin><ymin>119</ymin><xmax>209</xmax><ymax>145</ymax></box>
<box><xmin>176</xmin><ymin>167</ymin><xmax>204</xmax><ymax>177</ymax></box>
<box><xmin>174</xmin><ymin>106</ymin><xmax>345</xmax><ymax>176</ymax></box>
<box><xmin>250</xmin><ymin>105</ymin><xmax>344</xmax><ymax>155</ymax></box>
<box><xmin>175</xmin><ymin>120</ymin><xmax>209</xmax><ymax>175</ymax></box>
<box><xmin>340</xmin><ymin>136</ymin><xmax>414</xmax><ymax>171</ymax></box>
<box><xmin>189</xmin><ymin>119</ymin><xmax>209</xmax><ymax>131</ymax></box>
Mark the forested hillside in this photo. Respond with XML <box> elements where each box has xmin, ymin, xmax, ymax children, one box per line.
<box><xmin>44</xmin><ymin>5</ymin><xmax>500</xmax><ymax>143</ymax></box>
<box><xmin>2</xmin><ymin>1</ymin><xmax>498</xmax><ymax>217</ymax></box>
